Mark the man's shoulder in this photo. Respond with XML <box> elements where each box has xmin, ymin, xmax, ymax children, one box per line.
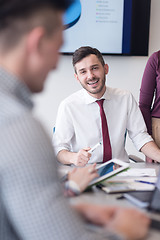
<box><xmin>0</xmin><ymin>104</ymin><xmax>51</xmax><ymax>157</ymax></box>
<box><xmin>59</xmin><ymin>89</ymin><xmax>84</xmax><ymax>106</ymax></box>
<box><xmin>0</xmin><ymin>92</ymin><xmax>31</xmax><ymax>126</ymax></box>
<box><xmin>107</xmin><ymin>87</ymin><xmax>132</xmax><ymax>98</ymax></box>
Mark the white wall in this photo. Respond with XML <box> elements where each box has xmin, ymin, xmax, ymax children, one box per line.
<box><xmin>33</xmin><ymin>0</ymin><xmax>160</xmax><ymax>160</ymax></box>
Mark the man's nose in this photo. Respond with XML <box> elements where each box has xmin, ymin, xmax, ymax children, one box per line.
<box><xmin>87</xmin><ymin>70</ymin><xmax>94</xmax><ymax>79</ymax></box>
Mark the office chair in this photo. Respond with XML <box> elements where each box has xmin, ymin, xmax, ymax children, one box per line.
<box><xmin>128</xmin><ymin>154</ymin><xmax>144</xmax><ymax>163</ymax></box>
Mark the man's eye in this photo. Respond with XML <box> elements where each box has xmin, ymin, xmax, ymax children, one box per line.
<box><xmin>80</xmin><ymin>71</ymin><xmax>86</xmax><ymax>74</ymax></box>
<box><xmin>93</xmin><ymin>66</ymin><xmax>98</xmax><ymax>70</ymax></box>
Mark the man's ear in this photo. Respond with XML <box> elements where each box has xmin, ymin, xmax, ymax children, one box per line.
<box><xmin>26</xmin><ymin>27</ymin><xmax>45</xmax><ymax>55</ymax></box>
<box><xmin>74</xmin><ymin>72</ymin><xmax>79</xmax><ymax>82</ymax></box>
<box><xmin>104</xmin><ymin>64</ymin><xmax>109</xmax><ymax>75</ymax></box>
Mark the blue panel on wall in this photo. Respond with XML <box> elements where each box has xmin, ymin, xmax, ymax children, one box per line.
<box><xmin>63</xmin><ymin>0</ymin><xmax>81</xmax><ymax>29</ymax></box>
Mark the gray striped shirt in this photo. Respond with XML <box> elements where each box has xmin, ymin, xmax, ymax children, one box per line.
<box><xmin>0</xmin><ymin>67</ymin><xmax>124</xmax><ymax>240</ymax></box>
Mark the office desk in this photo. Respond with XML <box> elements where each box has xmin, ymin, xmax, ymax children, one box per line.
<box><xmin>63</xmin><ymin>162</ymin><xmax>160</xmax><ymax>240</ymax></box>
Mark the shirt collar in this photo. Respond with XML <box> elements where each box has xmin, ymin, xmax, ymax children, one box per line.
<box><xmin>0</xmin><ymin>67</ymin><xmax>33</xmax><ymax>110</ymax></box>
<box><xmin>82</xmin><ymin>87</ymin><xmax>111</xmax><ymax>104</ymax></box>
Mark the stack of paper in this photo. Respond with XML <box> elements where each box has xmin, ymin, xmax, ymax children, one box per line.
<box><xmin>100</xmin><ymin>168</ymin><xmax>157</xmax><ymax>193</ymax></box>
<box><xmin>117</xmin><ymin>168</ymin><xmax>156</xmax><ymax>177</ymax></box>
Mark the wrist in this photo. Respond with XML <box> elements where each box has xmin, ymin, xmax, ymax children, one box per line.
<box><xmin>69</xmin><ymin>152</ymin><xmax>78</xmax><ymax>165</ymax></box>
<box><xmin>65</xmin><ymin>180</ymin><xmax>81</xmax><ymax>195</ymax></box>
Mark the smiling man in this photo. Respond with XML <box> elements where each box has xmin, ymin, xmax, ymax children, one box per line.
<box><xmin>75</xmin><ymin>53</ymin><xmax>107</xmax><ymax>97</ymax></box>
<box><xmin>53</xmin><ymin>46</ymin><xmax>160</xmax><ymax>166</ymax></box>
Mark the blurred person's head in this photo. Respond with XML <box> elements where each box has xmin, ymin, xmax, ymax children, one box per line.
<box><xmin>0</xmin><ymin>0</ymin><xmax>74</xmax><ymax>92</ymax></box>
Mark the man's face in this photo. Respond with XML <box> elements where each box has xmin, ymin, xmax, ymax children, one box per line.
<box><xmin>74</xmin><ymin>54</ymin><xmax>108</xmax><ymax>99</ymax></box>
<box><xmin>27</xmin><ymin>12</ymin><xmax>64</xmax><ymax>93</ymax></box>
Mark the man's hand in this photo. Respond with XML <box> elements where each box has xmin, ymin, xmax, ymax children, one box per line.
<box><xmin>57</xmin><ymin>148</ymin><xmax>91</xmax><ymax>166</ymax></box>
<box><xmin>108</xmin><ymin>207</ymin><xmax>150</xmax><ymax>240</ymax></box>
<box><xmin>74</xmin><ymin>203</ymin><xmax>118</xmax><ymax>225</ymax></box>
<box><xmin>74</xmin><ymin>147</ymin><xmax>91</xmax><ymax>166</ymax></box>
<box><xmin>68</xmin><ymin>163</ymin><xmax>98</xmax><ymax>192</ymax></box>
<box><xmin>146</xmin><ymin>156</ymin><xmax>153</xmax><ymax>163</ymax></box>
<box><xmin>73</xmin><ymin>203</ymin><xmax>150</xmax><ymax>240</ymax></box>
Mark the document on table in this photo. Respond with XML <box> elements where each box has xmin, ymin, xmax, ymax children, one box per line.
<box><xmin>118</xmin><ymin>168</ymin><xmax>156</xmax><ymax>177</ymax></box>
<box><xmin>101</xmin><ymin>177</ymin><xmax>157</xmax><ymax>193</ymax></box>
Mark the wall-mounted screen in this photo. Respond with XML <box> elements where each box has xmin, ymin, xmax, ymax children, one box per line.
<box><xmin>60</xmin><ymin>0</ymin><xmax>151</xmax><ymax>56</ymax></box>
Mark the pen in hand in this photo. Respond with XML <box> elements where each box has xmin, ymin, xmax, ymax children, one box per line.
<box><xmin>88</xmin><ymin>142</ymin><xmax>102</xmax><ymax>154</ymax></box>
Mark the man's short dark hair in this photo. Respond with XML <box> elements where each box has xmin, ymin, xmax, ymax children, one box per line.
<box><xmin>0</xmin><ymin>0</ymin><xmax>74</xmax><ymax>52</ymax></box>
<box><xmin>72</xmin><ymin>46</ymin><xmax>105</xmax><ymax>73</ymax></box>
<box><xmin>0</xmin><ymin>0</ymin><xmax>73</xmax><ymax>29</ymax></box>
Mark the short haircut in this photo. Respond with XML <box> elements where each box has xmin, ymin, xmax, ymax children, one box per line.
<box><xmin>72</xmin><ymin>46</ymin><xmax>105</xmax><ymax>73</ymax></box>
<box><xmin>0</xmin><ymin>0</ymin><xmax>73</xmax><ymax>24</ymax></box>
<box><xmin>0</xmin><ymin>0</ymin><xmax>74</xmax><ymax>51</ymax></box>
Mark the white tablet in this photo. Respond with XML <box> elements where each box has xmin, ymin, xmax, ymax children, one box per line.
<box><xmin>88</xmin><ymin>158</ymin><xmax>129</xmax><ymax>187</ymax></box>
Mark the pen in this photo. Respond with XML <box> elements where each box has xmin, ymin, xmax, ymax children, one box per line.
<box><xmin>135</xmin><ymin>180</ymin><xmax>155</xmax><ymax>185</ymax></box>
<box><xmin>88</xmin><ymin>142</ymin><xmax>102</xmax><ymax>154</ymax></box>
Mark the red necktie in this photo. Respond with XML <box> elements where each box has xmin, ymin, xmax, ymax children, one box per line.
<box><xmin>96</xmin><ymin>99</ymin><xmax>112</xmax><ymax>162</ymax></box>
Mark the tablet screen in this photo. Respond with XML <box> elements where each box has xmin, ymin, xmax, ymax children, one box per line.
<box><xmin>88</xmin><ymin>159</ymin><xmax>129</xmax><ymax>187</ymax></box>
<box><xmin>97</xmin><ymin>162</ymin><xmax>122</xmax><ymax>177</ymax></box>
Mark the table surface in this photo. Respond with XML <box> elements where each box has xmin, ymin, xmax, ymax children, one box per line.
<box><xmin>60</xmin><ymin>162</ymin><xmax>160</xmax><ymax>240</ymax></box>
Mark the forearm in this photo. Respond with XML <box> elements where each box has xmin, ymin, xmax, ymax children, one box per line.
<box><xmin>141</xmin><ymin>141</ymin><xmax>160</xmax><ymax>162</ymax></box>
<box><xmin>72</xmin><ymin>203</ymin><xmax>117</xmax><ymax>227</ymax></box>
<box><xmin>57</xmin><ymin>149</ymin><xmax>77</xmax><ymax>165</ymax></box>
<box><xmin>57</xmin><ymin>148</ymin><xmax>91</xmax><ymax>166</ymax></box>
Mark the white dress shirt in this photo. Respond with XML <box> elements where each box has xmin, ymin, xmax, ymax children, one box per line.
<box><xmin>53</xmin><ymin>87</ymin><xmax>153</xmax><ymax>163</ymax></box>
